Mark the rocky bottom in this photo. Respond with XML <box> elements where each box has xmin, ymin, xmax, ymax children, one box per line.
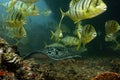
<box><xmin>0</xmin><ymin>57</ymin><xmax>120</xmax><ymax>80</ymax></box>
<box><xmin>0</xmin><ymin>37</ymin><xmax>120</xmax><ymax>80</ymax></box>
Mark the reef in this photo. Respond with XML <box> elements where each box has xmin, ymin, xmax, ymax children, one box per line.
<box><xmin>0</xmin><ymin>37</ymin><xmax>120</xmax><ymax>80</ymax></box>
<box><xmin>92</xmin><ymin>72</ymin><xmax>120</xmax><ymax>80</ymax></box>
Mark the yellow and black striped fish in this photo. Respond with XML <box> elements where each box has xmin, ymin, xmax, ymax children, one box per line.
<box><xmin>105</xmin><ymin>20</ymin><xmax>120</xmax><ymax>35</ymax></box>
<box><xmin>2</xmin><ymin>10</ymin><xmax>27</xmax><ymax>39</ymax></box>
<box><xmin>8</xmin><ymin>10</ymin><xmax>25</xmax><ymax>21</ymax></box>
<box><xmin>59</xmin><ymin>0</ymin><xmax>107</xmax><ymax>24</ymax></box>
<box><xmin>0</xmin><ymin>0</ymin><xmax>26</xmax><ymax>11</ymax></box>
<box><xmin>2</xmin><ymin>0</ymin><xmax>38</xmax><ymax>12</ymax></box>
<box><xmin>4</xmin><ymin>10</ymin><xmax>26</xmax><ymax>28</ymax></box>
<box><xmin>105</xmin><ymin>20</ymin><xmax>120</xmax><ymax>42</ymax></box>
<box><xmin>60</xmin><ymin>35</ymin><xmax>81</xmax><ymax>50</ymax></box>
<box><xmin>82</xmin><ymin>24</ymin><xmax>97</xmax><ymax>47</ymax></box>
<box><xmin>1</xmin><ymin>0</ymin><xmax>39</xmax><ymax>16</ymax></box>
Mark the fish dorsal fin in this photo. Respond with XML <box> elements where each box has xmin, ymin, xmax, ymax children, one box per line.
<box><xmin>69</xmin><ymin>0</ymin><xmax>80</xmax><ymax>8</ymax></box>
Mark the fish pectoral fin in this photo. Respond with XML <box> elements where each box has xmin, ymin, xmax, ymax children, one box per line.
<box><xmin>60</xmin><ymin>8</ymin><xmax>65</xmax><ymax>18</ymax></box>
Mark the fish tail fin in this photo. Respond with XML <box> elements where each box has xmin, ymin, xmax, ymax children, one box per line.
<box><xmin>59</xmin><ymin>8</ymin><xmax>65</xmax><ymax>28</ymax></box>
<box><xmin>60</xmin><ymin>8</ymin><xmax>65</xmax><ymax>18</ymax></box>
<box><xmin>50</xmin><ymin>30</ymin><xmax>54</xmax><ymax>39</ymax></box>
<box><xmin>0</xmin><ymin>1</ymin><xmax>8</xmax><ymax>10</ymax></box>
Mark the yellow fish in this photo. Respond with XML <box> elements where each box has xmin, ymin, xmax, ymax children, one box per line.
<box><xmin>60</xmin><ymin>35</ymin><xmax>81</xmax><ymax>50</ymax></box>
<box><xmin>51</xmin><ymin>27</ymin><xmax>63</xmax><ymax>42</ymax></box>
<box><xmin>3</xmin><ymin>10</ymin><xmax>26</xmax><ymax>28</ymax></box>
<box><xmin>82</xmin><ymin>24</ymin><xmax>97</xmax><ymax>48</ymax></box>
<box><xmin>4</xmin><ymin>25</ymin><xmax>26</xmax><ymax>45</ymax></box>
<box><xmin>105</xmin><ymin>20</ymin><xmax>120</xmax><ymax>42</ymax></box>
<box><xmin>0</xmin><ymin>0</ymin><xmax>26</xmax><ymax>11</ymax></box>
<box><xmin>1</xmin><ymin>1</ymin><xmax>39</xmax><ymax>16</ymax></box>
<box><xmin>59</xmin><ymin>0</ymin><xmax>107</xmax><ymax>25</ymax></box>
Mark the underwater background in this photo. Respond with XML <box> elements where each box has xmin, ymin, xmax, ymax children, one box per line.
<box><xmin>0</xmin><ymin>0</ymin><xmax>120</xmax><ymax>80</ymax></box>
<box><xmin>0</xmin><ymin>0</ymin><xmax>120</xmax><ymax>58</ymax></box>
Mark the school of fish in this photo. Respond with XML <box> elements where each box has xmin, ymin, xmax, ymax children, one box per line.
<box><xmin>104</xmin><ymin>20</ymin><xmax>120</xmax><ymax>50</ymax></box>
<box><xmin>0</xmin><ymin>0</ymin><xmax>40</xmax><ymax>44</ymax></box>
<box><xmin>2</xmin><ymin>0</ymin><xmax>119</xmax><ymax>60</ymax></box>
<box><xmin>49</xmin><ymin>0</ymin><xmax>106</xmax><ymax>51</ymax></box>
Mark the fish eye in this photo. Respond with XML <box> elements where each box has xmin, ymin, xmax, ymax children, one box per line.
<box><xmin>103</xmin><ymin>7</ymin><xmax>107</xmax><ymax>10</ymax></box>
<box><xmin>106</xmin><ymin>34</ymin><xmax>112</xmax><ymax>38</ymax></box>
<box><xmin>93</xmin><ymin>33</ymin><xmax>97</xmax><ymax>37</ymax></box>
<box><xmin>23</xmin><ymin>34</ymin><xmax>26</xmax><ymax>37</ymax></box>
